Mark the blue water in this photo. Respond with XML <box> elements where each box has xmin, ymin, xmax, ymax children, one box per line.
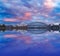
<box><xmin>0</xmin><ymin>0</ymin><xmax>60</xmax><ymax>56</ymax></box>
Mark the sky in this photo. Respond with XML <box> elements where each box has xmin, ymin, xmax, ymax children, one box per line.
<box><xmin>0</xmin><ymin>0</ymin><xmax>60</xmax><ymax>56</ymax></box>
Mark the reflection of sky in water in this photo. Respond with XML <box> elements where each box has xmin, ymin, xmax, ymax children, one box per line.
<box><xmin>0</xmin><ymin>0</ymin><xmax>60</xmax><ymax>56</ymax></box>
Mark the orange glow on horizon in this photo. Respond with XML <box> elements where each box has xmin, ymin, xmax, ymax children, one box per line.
<box><xmin>3</xmin><ymin>18</ymin><xmax>18</xmax><ymax>22</ymax></box>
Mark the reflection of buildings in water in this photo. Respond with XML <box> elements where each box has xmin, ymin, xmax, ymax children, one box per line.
<box><xmin>0</xmin><ymin>22</ymin><xmax>60</xmax><ymax>34</ymax></box>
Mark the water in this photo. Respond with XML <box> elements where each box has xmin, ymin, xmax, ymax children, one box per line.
<box><xmin>0</xmin><ymin>0</ymin><xmax>60</xmax><ymax>56</ymax></box>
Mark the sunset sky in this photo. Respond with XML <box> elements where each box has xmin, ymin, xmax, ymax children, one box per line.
<box><xmin>0</xmin><ymin>0</ymin><xmax>60</xmax><ymax>56</ymax></box>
